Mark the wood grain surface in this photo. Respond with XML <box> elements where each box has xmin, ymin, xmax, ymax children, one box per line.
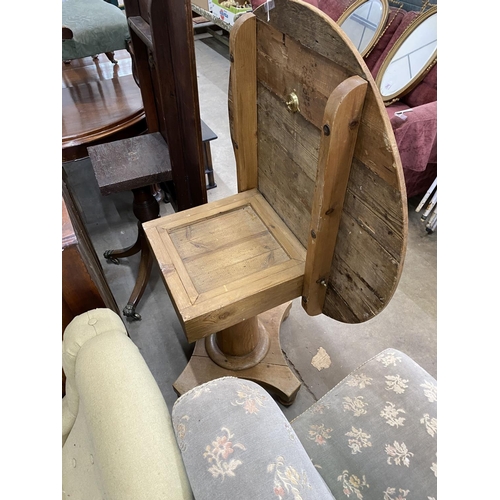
<box><xmin>62</xmin><ymin>50</ymin><xmax>146</xmax><ymax>160</ymax></box>
<box><xmin>88</xmin><ymin>132</ymin><xmax>172</xmax><ymax>195</ymax></box>
<box><xmin>143</xmin><ymin>189</ymin><xmax>306</xmax><ymax>342</ymax></box>
<box><xmin>231</xmin><ymin>0</ymin><xmax>408</xmax><ymax>323</ymax></box>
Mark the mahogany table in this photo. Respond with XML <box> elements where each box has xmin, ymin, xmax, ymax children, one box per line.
<box><xmin>89</xmin><ymin>132</ymin><xmax>172</xmax><ymax>320</ymax></box>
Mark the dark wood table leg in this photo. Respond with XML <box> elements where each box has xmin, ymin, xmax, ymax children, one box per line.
<box><xmin>103</xmin><ymin>186</ymin><xmax>160</xmax><ymax>320</ymax></box>
<box><xmin>122</xmin><ymin>227</ymin><xmax>154</xmax><ymax>320</ymax></box>
<box><xmin>104</xmin><ymin>224</ymin><xmax>142</xmax><ymax>264</ymax></box>
<box><xmin>105</xmin><ymin>51</ymin><xmax>117</xmax><ymax>64</ymax></box>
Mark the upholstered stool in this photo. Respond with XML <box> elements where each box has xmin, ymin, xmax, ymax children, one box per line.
<box><xmin>62</xmin><ymin>0</ymin><xmax>130</xmax><ymax>64</ymax></box>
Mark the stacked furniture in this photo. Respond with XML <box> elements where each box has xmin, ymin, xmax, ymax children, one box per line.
<box><xmin>83</xmin><ymin>0</ymin><xmax>210</xmax><ymax>320</ymax></box>
<box><xmin>61</xmin><ymin>1</ymin><xmax>436</xmax><ymax>497</ymax></box>
<box><xmin>366</xmin><ymin>5</ymin><xmax>437</xmax><ymax>199</ymax></box>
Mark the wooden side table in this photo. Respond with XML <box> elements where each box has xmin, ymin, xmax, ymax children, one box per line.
<box><xmin>88</xmin><ymin>132</ymin><xmax>172</xmax><ymax>320</ymax></box>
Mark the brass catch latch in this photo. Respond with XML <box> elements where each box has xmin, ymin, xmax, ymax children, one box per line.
<box><xmin>286</xmin><ymin>91</ymin><xmax>300</xmax><ymax>113</ymax></box>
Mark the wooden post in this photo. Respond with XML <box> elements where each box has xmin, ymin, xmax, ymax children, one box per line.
<box><xmin>216</xmin><ymin>317</ymin><xmax>260</xmax><ymax>356</ymax></box>
<box><xmin>173</xmin><ymin>302</ymin><xmax>301</xmax><ymax>405</ymax></box>
<box><xmin>205</xmin><ymin>316</ymin><xmax>271</xmax><ymax>371</ymax></box>
<box><xmin>123</xmin><ymin>0</ymin><xmax>207</xmax><ymax>211</ymax></box>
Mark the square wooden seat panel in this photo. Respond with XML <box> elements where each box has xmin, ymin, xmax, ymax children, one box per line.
<box><xmin>144</xmin><ymin>189</ymin><xmax>306</xmax><ymax>342</ymax></box>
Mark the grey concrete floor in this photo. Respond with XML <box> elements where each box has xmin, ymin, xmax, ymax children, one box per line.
<box><xmin>62</xmin><ymin>33</ymin><xmax>437</xmax><ymax>421</ymax></box>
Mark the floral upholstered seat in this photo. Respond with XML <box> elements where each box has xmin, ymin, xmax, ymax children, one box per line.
<box><xmin>172</xmin><ymin>377</ymin><xmax>336</xmax><ymax>499</ymax></box>
<box><xmin>172</xmin><ymin>348</ymin><xmax>437</xmax><ymax>500</ymax></box>
<box><xmin>291</xmin><ymin>349</ymin><xmax>437</xmax><ymax>499</ymax></box>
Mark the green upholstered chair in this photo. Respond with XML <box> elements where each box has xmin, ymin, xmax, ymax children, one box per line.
<box><xmin>62</xmin><ymin>0</ymin><xmax>130</xmax><ymax>63</ymax></box>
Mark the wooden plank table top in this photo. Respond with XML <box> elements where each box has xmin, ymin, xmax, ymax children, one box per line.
<box><xmin>232</xmin><ymin>0</ymin><xmax>408</xmax><ymax>324</ymax></box>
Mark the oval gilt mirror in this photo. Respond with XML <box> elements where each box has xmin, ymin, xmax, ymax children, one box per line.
<box><xmin>338</xmin><ymin>0</ymin><xmax>389</xmax><ymax>57</ymax></box>
<box><xmin>376</xmin><ymin>6</ymin><xmax>437</xmax><ymax>103</ymax></box>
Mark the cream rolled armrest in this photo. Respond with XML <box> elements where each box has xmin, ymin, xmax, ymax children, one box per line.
<box><xmin>62</xmin><ymin>308</ymin><xmax>128</xmax><ymax>445</ymax></box>
<box><xmin>62</xmin><ymin>309</ymin><xmax>192</xmax><ymax>500</ymax></box>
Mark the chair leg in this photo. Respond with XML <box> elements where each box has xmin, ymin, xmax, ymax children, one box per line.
<box><xmin>203</xmin><ymin>141</ymin><xmax>217</xmax><ymax>190</ymax></box>
<box><xmin>105</xmin><ymin>52</ymin><xmax>118</xmax><ymax>64</ymax></box>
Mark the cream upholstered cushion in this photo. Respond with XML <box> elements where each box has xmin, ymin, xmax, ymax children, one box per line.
<box><xmin>62</xmin><ymin>309</ymin><xmax>193</xmax><ymax>500</ymax></box>
<box><xmin>62</xmin><ymin>308</ymin><xmax>126</xmax><ymax>445</ymax></box>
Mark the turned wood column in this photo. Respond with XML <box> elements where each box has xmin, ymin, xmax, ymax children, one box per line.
<box><xmin>132</xmin><ymin>186</ymin><xmax>160</xmax><ymax>222</ymax></box>
<box><xmin>205</xmin><ymin>316</ymin><xmax>270</xmax><ymax>371</ymax></box>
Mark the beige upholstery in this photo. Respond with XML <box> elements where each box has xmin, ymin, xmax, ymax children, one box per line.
<box><xmin>62</xmin><ymin>309</ymin><xmax>193</xmax><ymax>500</ymax></box>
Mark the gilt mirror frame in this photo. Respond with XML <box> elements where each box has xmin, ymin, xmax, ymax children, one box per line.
<box><xmin>337</xmin><ymin>0</ymin><xmax>390</xmax><ymax>57</ymax></box>
<box><xmin>375</xmin><ymin>5</ymin><xmax>437</xmax><ymax>104</ymax></box>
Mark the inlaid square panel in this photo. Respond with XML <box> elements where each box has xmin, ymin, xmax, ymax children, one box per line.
<box><xmin>169</xmin><ymin>204</ymin><xmax>291</xmax><ymax>294</ymax></box>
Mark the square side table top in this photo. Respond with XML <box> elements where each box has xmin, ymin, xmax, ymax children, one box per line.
<box><xmin>143</xmin><ymin>189</ymin><xmax>306</xmax><ymax>342</ymax></box>
<box><xmin>88</xmin><ymin>132</ymin><xmax>172</xmax><ymax>195</ymax></box>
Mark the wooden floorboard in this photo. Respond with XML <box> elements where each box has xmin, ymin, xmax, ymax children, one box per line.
<box><xmin>62</xmin><ymin>50</ymin><xmax>146</xmax><ymax>161</ymax></box>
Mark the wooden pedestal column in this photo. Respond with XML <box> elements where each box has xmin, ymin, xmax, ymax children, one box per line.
<box><xmin>206</xmin><ymin>316</ymin><xmax>270</xmax><ymax>370</ymax></box>
<box><xmin>173</xmin><ymin>302</ymin><xmax>302</xmax><ymax>405</ymax></box>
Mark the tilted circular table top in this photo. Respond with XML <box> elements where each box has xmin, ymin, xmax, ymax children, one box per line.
<box><xmin>249</xmin><ymin>0</ymin><xmax>408</xmax><ymax>324</ymax></box>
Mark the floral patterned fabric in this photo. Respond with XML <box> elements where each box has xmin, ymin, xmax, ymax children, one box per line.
<box><xmin>172</xmin><ymin>349</ymin><xmax>436</xmax><ymax>499</ymax></box>
<box><xmin>172</xmin><ymin>378</ymin><xmax>336</xmax><ymax>500</ymax></box>
<box><xmin>291</xmin><ymin>349</ymin><xmax>437</xmax><ymax>499</ymax></box>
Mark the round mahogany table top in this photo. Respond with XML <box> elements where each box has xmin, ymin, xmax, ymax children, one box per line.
<box><xmin>62</xmin><ymin>50</ymin><xmax>146</xmax><ymax>162</ymax></box>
